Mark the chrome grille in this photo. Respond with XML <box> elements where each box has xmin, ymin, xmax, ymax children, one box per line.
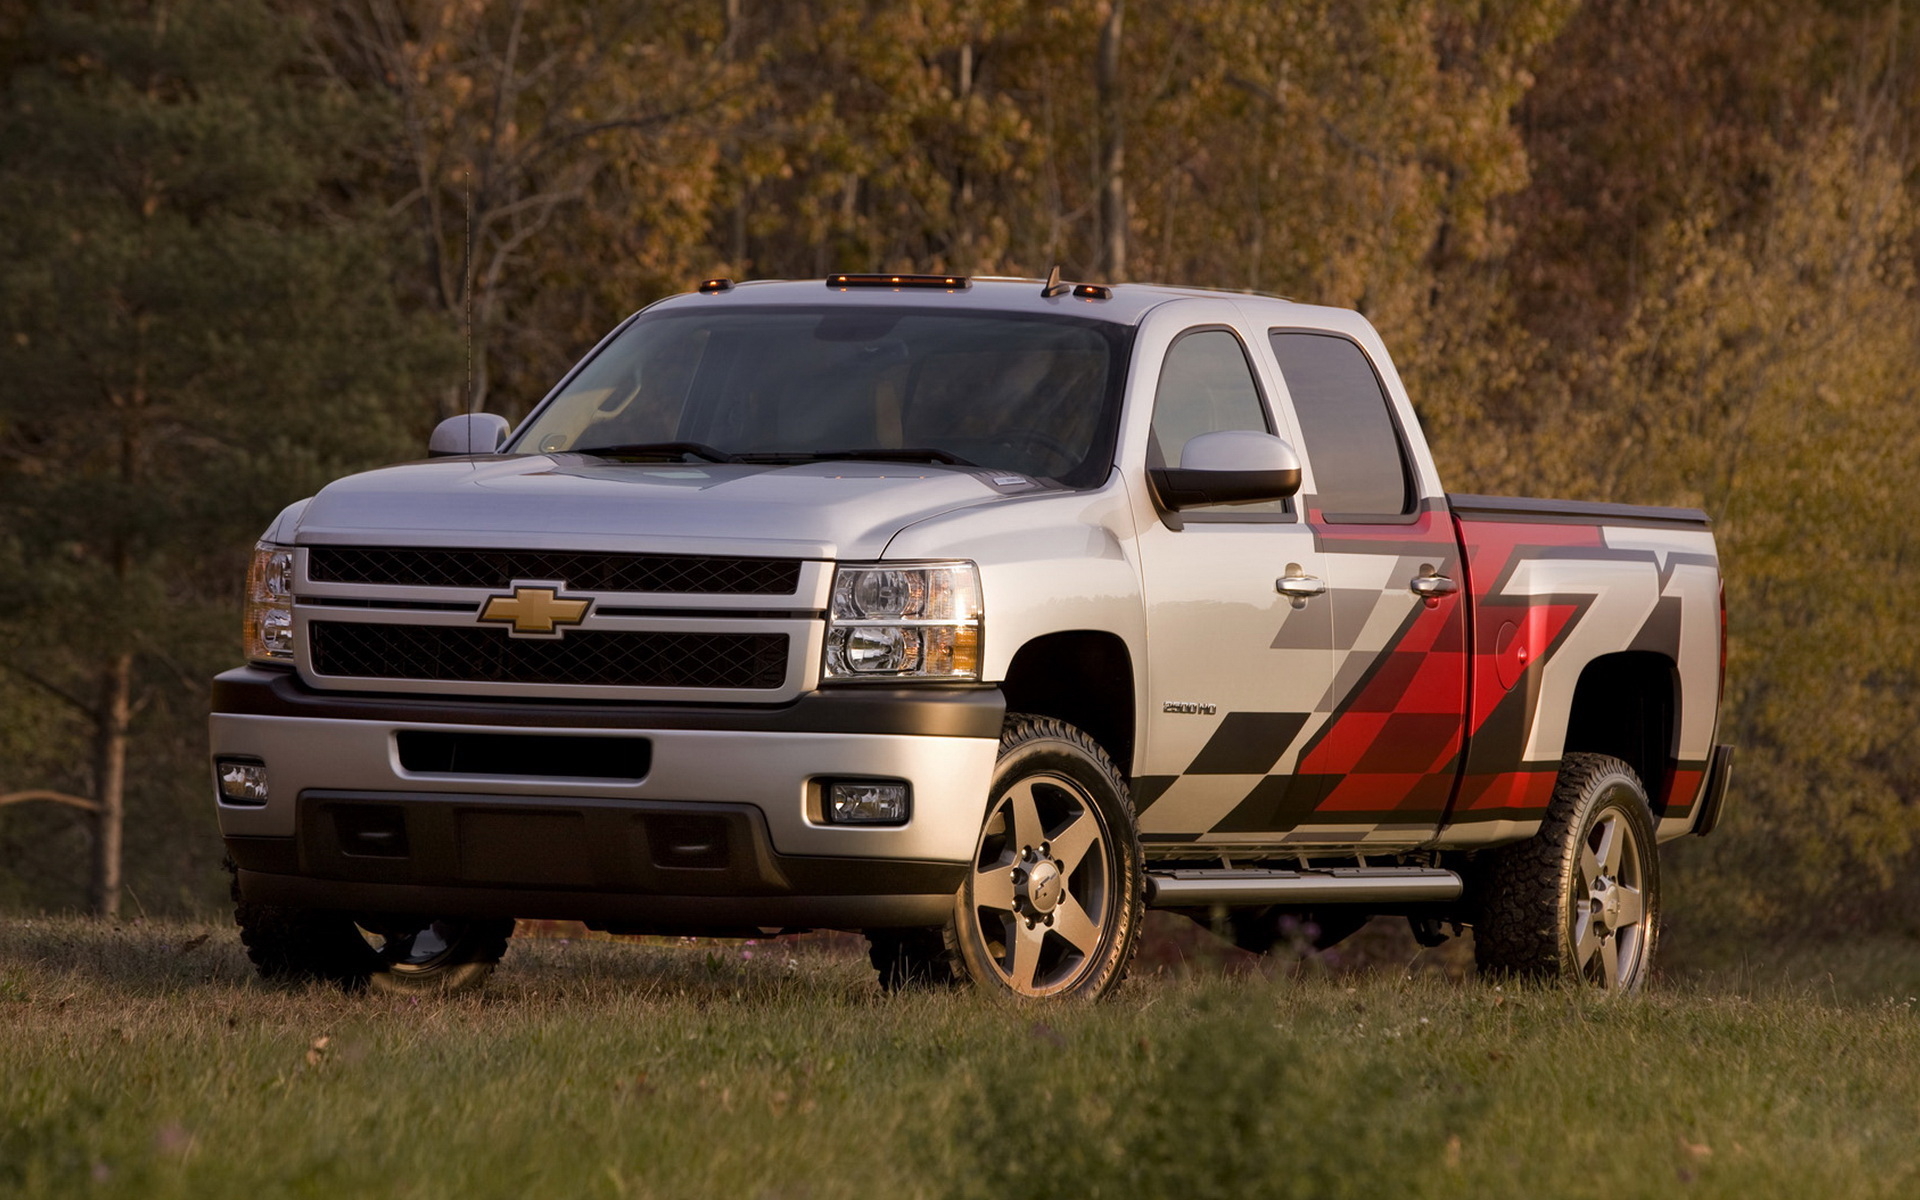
<box><xmin>308</xmin><ymin>547</ymin><xmax>800</xmax><ymax>595</ymax></box>
<box><xmin>308</xmin><ymin>621</ymin><xmax>790</xmax><ymax>690</ymax></box>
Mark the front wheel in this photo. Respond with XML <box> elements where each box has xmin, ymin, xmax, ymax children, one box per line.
<box><xmin>1472</xmin><ymin>752</ymin><xmax>1661</xmax><ymax>991</ymax></box>
<box><xmin>946</xmin><ymin>715</ymin><xmax>1145</xmax><ymax>1001</ymax></box>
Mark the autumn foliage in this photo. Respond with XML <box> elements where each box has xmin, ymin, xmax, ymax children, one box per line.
<box><xmin>2</xmin><ymin>0</ymin><xmax>1916</xmax><ymax>935</ymax></box>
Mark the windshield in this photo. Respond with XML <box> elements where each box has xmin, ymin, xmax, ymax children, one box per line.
<box><xmin>510</xmin><ymin>306</ymin><xmax>1129</xmax><ymax>486</ymax></box>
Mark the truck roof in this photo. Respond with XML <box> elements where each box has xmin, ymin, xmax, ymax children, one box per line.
<box><xmin>644</xmin><ymin>275</ymin><xmax>1324</xmax><ymax>327</ymax></box>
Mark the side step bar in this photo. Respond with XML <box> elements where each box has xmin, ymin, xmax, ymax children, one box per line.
<box><xmin>1145</xmin><ymin>866</ymin><xmax>1463</xmax><ymax>908</ymax></box>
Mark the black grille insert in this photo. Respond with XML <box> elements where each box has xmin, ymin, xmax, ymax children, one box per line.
<box><xmin>310</xmin><ymin>622</ymin><xmax>789</xmax><ymax>690</ymax></box>
<box><xmin>308</xmin><ymin>546</ymin><xmax>801</xmax><ymax>595</ymax></box>
<box><xmin>396</xmin><ymin>731</ymin><xmax>651</xmax><ymax>780</ymax></box>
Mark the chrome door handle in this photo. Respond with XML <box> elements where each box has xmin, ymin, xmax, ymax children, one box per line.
<box><xmin>1276</xmin><ymin>566</ymin><xmax>1327</xmax><ymax>602</ymax></box>
<box><xmin>1410</xmin><ymin>572</ymin><xmax>1459</xmax><ymax>598</ymax></box>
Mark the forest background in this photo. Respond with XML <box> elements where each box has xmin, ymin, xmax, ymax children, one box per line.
<box><xmin>0</xmin><ymin>0</ymin><xmax>1914</xmax><ymax>947</ymax></box>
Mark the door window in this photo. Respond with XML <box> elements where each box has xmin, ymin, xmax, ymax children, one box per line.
<box><xmin>1148</xmin><ymin>329</ymin><xmax>1270</xmax><ymax>465</ymax></box>
<box><xmin>1268</xmin><ymin>332</ymin><xmax>1412</xmax><ymax>518</ymax></box>
<box><xmin>1150</xmin><ymin>329</ymin><xmax>1287</xmax><ymax>517</ymax></box>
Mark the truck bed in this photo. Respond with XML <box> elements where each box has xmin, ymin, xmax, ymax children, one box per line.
<box><xmin>1442</xmin><ymin>492</ymin><xmax>1721</xmax><ymax>845</ymax></box>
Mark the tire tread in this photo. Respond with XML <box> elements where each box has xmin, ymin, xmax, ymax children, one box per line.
<box><xmin>865</xmin><ymin>713</ymin><xmax>1145</xmax><ymax>999</ymax></box>
<box><xmin>1471</xmin><ymin>752</ymin><xmax>1660</xmax><ymax>985</ymax></box>
<box><xmin>952</xmin><ymin>713</ymin><xmax>1145</xmax><ymax>999</ymax></box>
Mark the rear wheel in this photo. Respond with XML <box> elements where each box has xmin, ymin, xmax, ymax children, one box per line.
<box><xmin>231</xmin><ymin>872</ymin><xmax>511</xmax><ymax>995</ymax></box>
<box><xmin>353</xmin><ymin>915</ymin><xmax>515</xmax><ymax>996</ymax></box>
<box><xmin>1472</xmin><ymin>753</ymin><xmax>1660</xmax><ymax>991</ymax></box>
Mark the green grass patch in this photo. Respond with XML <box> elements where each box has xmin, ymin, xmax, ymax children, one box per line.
<box><xmin>3</xmin><ymin>916</ymin><xmax>1918</xmax><ymax>1198</ymax></box>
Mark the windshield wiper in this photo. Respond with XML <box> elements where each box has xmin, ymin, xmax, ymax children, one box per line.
<box><xmin>569</xmin><ymin>443</ymin><xmax>977</xmax><ymax>467</ymax></box>
<box><xmin>733</xmin><ymin>447</ymin><xmax>977</xmax><ymax>467</ymax></box>
<box><xmin>568</xmin><ymin>441</ymin><xmax>741</xmax><ymax>464</ymax></box>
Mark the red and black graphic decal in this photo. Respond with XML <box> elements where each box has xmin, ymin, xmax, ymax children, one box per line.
<box><xmin>1444</xmin><ymin>518</ymin><xmax>1606</xmax><ymax>825</ymax></box>
<box><xmin>1132</xmin><ymin>503</ymin><xmax>1707</xmax><ymax>843</ymax></box>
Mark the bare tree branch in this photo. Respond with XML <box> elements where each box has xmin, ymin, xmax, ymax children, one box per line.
<box><xmin>0</xmin><ymin>661</ymin><xmax>99</xmax><ymax>720</ymax></box>
<box><xmin>0</xmin><ymin>790</ymin><xmax>99</xmax><ymax>813</ymax></box>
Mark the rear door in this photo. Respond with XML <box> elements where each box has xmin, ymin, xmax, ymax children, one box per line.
<box><xmin>1130</xmin><ymin>323</ymin><xmax>1339</xmax><ymax>849</ymax></box>
<box><xmin>1263</xmin><ymin>329</ymin><xmax>1468</xmax><ymax>847</ymax></box>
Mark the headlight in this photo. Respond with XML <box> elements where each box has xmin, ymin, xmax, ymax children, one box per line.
<box><xmin>243</xmin><ymin>542</ymin><xmax>295</xmax><ymax>662</ymax></box>
<box><xmin>824</xmin><ymin>562</ymin><xmax>981</xmax><ymax>680</ymax></box>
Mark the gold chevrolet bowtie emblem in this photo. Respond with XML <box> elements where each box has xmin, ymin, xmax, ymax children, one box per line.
<box><xmin>478</xmin><ymin>584</ymin><xmax>591</xmax><ymax>636</ymax></box>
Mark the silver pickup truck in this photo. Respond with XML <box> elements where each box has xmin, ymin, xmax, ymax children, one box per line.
<box><xmin>211</xmin><ymin>273</ymin><xmax>1732</xmax><ymax>999</ymax></box>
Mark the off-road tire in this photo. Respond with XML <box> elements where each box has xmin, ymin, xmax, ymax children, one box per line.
<box><xmin>1472</xmin><ymin>752</ymin><xmax>1661</xmax><ymax>991</ymax></box>
<box><xmin>229</xmin><ymin>862</ymin><xmax>512</xmax><ymax>995</ymax></box>
<box><xmin>943</xmin><ymin>714</ymin><xmax>1146</xmax><ymax>1001</ymax></box>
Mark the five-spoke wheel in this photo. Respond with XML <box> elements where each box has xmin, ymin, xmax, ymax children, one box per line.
<box><xmin>1572</xmin><ymin>803</ymin><xmax>1650</xmax><ymax>989</ymax></box>
<box><xmin>965</xmin><ymin>772</ymin><xmax>1114</xmax><ymax>995</ymax></box>
<box><xmin>1473</xmin><ymin>752</ymin><xmax>1662</xmax><ymax>992</ymax></box>
<box><xmin>349</xmin><ymin>916</ymin><xmax>516</xmax><ymax>995</ymax></box>
<box><xmin>945</xmin><ymin>715</ymin><xmax>1144</xmax><ymax>1000</ymax></box>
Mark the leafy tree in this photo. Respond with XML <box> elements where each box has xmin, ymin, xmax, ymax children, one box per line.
<box><xmin>5</xmin><ymin>0</ymin><xmax>1920</xmax><ymax>939</ymax></box>
<box><xmin>297</xmin><ymin>0</ymin><xmax>751</xmax><ymax>422</ymax></box>
<box><xmin>0</xmin><ymin>0</ymin><xmax>450</xmax><ymax>914</ymax></box>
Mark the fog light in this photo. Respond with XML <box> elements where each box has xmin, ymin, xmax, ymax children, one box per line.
<box><xmin>826</xmin><ymin>781</ymin><xmax>909</xmax><ymax>825</ymax></box>
<box><xmin>216</xmin><ymin>759</ymin><xmax>269</xmax><ymax>805</ymax></box>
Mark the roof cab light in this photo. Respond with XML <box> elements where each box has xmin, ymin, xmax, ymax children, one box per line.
<box><xmin>243</xmin><ymin>543</ymin><xmax>294</xmax><ymax>662</ymax></box>
<box><xmin>825</xmin><ymin>562</ymin><xmax>982</xmax><ymax>680</ymax></box>
<box><xmin>1039</xmin><ymin>266</ymin><xmax>1112</xmax><ymax>300</ymax></box>
<box><xmin>825</xmin><ymin>273</ymin><xmax>969</xmax><ymax>290</ymax></box>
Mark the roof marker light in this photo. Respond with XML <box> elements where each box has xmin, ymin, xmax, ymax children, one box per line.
<box><xmin>697</xmin><ymin>278</ymin><xmax>734</xmax><ymax>293</ymax></box>
<box><xmin>1073</xmin><ymin>283</ymin><xmax>1113</xmax><ymax>300</ymax></box>
<box><xmin>825</xmin><ymin>273</ymin><xmax>970</xmax><ymax>290</ymax></box>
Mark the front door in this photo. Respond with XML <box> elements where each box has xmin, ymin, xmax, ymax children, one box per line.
<box><xmin>1130</xmin><ymin>326</ymin><xmax>1339</xmax><ymax>850</ymax></box>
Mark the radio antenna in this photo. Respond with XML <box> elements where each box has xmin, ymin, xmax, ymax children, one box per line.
<box><xmin>465</xmin><ymin>168</ymin><xmax>478</xmax><ymax>413</ymax></box>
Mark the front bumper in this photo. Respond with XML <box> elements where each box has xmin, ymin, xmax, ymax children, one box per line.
<box><xmin>210</xmin><ymin>667</ymin><xmax>1002</xmax><ymax>931</ymax></box>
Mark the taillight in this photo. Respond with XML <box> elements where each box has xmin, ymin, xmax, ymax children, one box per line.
<box><xmin>1717</xmin><ymin>578</ymin><xmax>1728</xmax><ymax>703</ymax></box>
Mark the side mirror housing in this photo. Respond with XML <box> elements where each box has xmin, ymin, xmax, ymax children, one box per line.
<box><xmin>428</xmin><ymin>413</ymin><xmax>510</xmax><ymax>458</ymax></box>
<box><xmin>1149</xmin><ymin>429</ymin><xmax>1302</xmax><ymax>509</ymax></box>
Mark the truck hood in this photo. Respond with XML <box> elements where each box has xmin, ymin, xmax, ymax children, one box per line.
<box><xmin>289</xmin><ymin>454</ymin><xmax>1033</xmax><ymax>559</ymax></box>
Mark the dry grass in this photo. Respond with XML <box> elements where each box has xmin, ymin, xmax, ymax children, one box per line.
<box><xmin>4</xmin><ymin>913</ymin><xmax>1920</xmax><ymax>1198</ymax></box>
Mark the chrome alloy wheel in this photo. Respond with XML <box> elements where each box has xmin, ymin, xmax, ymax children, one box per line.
<box><xmin>1472</xmin><ymin>753</ymin><xmax>1661</xmax><ymax>990</ymax></box>
<box><xmin>965</xmin><ymin>772</ymin><xmax>1115</xmax><ymax>996</ymax></box>
<box><xmin>1573</xmin><ymin>798</ymin><xmax>1649</xmax><ymax>990</ymax></box>
<box><xmin>355</xmin><ymin>918</ymin><xmax>474</xmax><ymax>975</ymax></box>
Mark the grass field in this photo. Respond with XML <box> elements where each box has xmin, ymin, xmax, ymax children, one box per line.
<box><xmin>4</xmin><ymin>914</ymin><xmax>1920</xmax><ymax>1199</ymax></box>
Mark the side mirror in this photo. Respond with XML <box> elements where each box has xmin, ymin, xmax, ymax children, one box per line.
<box><xmin>1149</xmin><ymin>429</ymin><xmax>1302</xmax><ymax>510</ymax></box>
<box><xmin>428</xmin><ymin>413</ymin><xmax>510</xmax><ymax>458</ymax></box>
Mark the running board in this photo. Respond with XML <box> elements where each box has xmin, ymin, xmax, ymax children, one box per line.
<box><xmin>1145</xmin><ymin>866</ymin><xmax>1463</xmax><ymax>907</ymax></box>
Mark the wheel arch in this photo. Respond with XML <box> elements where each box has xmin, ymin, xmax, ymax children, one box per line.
<box><xmin>1560</xmin><ymin>650</ymin><xmax>1680</xmax><ymax>814</ymax></box>
<box><xmin>998</xmin><ymin>630</ymin><xmax>1135</xmax><ymax>778</ymax></box>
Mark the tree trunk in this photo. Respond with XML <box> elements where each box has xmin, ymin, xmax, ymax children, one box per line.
<box><xmin>90</xmin><ymin>651</ymin><xmax>133</xmax><ymax>918</ymax></box>
<box><xmin>1097</xmin><ymin>0</ymin><xmax>1127</xmax><ymax>279</ymax></box>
